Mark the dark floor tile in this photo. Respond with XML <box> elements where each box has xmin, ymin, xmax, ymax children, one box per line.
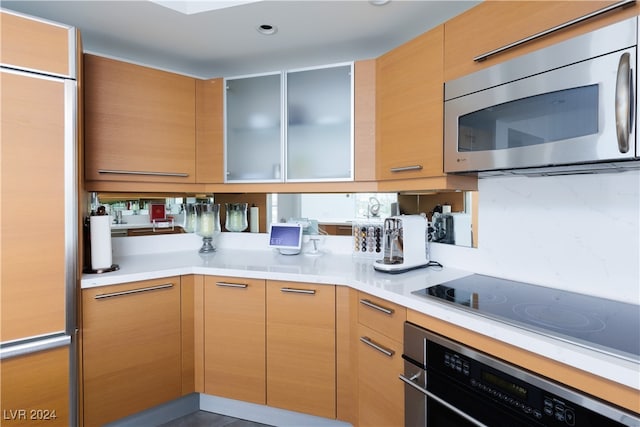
<box><xmin>158</xmin><ymin>411</ymin><xmax>273</xmax><ymax>427</ymax></box>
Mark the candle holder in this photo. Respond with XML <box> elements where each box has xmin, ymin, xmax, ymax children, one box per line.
<box><xmin>196</xmin><ymin>203</ymin><xmax>220</xmax><ymax>253</ymax></box>
<box><xmin>225</xmin><ymin>203</ymin><xmax>248</xmax><ymax>232</ymax></box>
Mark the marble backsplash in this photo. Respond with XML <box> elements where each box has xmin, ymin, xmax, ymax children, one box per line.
<box><xmin>432</xmin><ymin>169</ymin><xmax>640</xmax><ymax>304</ymax></box>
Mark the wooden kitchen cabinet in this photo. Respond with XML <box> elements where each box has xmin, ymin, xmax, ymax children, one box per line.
<box><xmin>1</xmin><ymin>67</ymin><xmax>68</xmax><ymax>342</ymax></box>
<box><xmin>84</xmin><ymin>54</ymin><xmax>196</xmax><ymax>185</ymax></box>
<box><xmin>203</xmin><ymin>276</ymin><xmax>266</xmax><ymax>404</ymax></box>
<box><xmin>376</xmin><ymin>25</ymin><xmax>446</xmax><ymax>181</ymax></box>
<box><xmin>357</xmin><ymin>292</ymin><xmax>406</xmax><ymax>427</ymax></box>
<box><xmin>266</xmin><ymin>281</ymin><xmax>336</xmax><ymax>419</ymax></box>
<box><xmin>0</xmin><ymin>10</ymin><xmax>74</xmax><ymax>77</ymax></box>
<box><xmin>0</xmin><ymin>347</ymin><xmax>69</xmax><ymax>427</ymax></box>
<box><xmin>81</xmin><ymin>277</ymin><xmax>182</xmax><ymax>426</ymax></box>
<box><xmin>443</xmin><ymin>1</ymin><xmax>640</xmax><ymax>82</ymax></box>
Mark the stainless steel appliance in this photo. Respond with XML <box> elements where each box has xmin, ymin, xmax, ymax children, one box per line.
<box><xmin>444</xmin><ymin>16</ymin><xmax>640</xmax><ymax>175</ymax></box>
<box><xmin>374</xmin><ymin>215</ymin><xmax>429</xmax><ymax>273</ymax></box>
<box><xmin>401</xmin><ymin>322</ymin><xmax>640</xmax><ymax>427</ymax></box>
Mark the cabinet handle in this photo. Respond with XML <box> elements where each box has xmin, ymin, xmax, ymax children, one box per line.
<box><xmin>280</xmin><ymin>287</ymin><xmax>316</xmax><ymax>295</ymax></box>
<box><xmin>97</xmin><ymin>169</ymin><xmax>189</xmax><ymax>177</ymax></box>
<box><xmin>215</xmin><ymin>282</ymin><xmax>248</xmax><ymax>289</ymax></box>
<box><xmin>390</xmin><ymin>165</ymin><xmax>422</xmax><ymax>173</ymax></box>
<box><xmin>94</xmin><ymin>283</ymin><xmax>174</xmax><ymax>299</ymax></box>
<box><xmin>473</xmin><ymin>0</ymin><xmax>636</xmax><ymax>62</ymax></box>
<box><xmin>359</xmin><ymin>298</ymin><xmax>394</xmax><ymax>315</ymax></box>
<box><xmin>360</xmin><ymin>336</ymin><xmax>395</xmax><ymax>357</ymax></box>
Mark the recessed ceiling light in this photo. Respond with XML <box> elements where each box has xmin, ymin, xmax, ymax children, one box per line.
<box><xmin>150</xmin><ymin>0</ymin><xmax>263</xmax><ymax>15</ymax></box>
<box><xmin>369</xmin><ymin>0</ymin><xmax>391</xmax><ymax>5</ymax></box>
<box><xmin>257</xmin><ymin>24</ymin><xmax>278</xmax><ymax>35</ymax></box>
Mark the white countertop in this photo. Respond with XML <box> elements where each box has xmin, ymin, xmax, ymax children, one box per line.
<box><xmin>81</xmin><ymin>233</ymin><xmax>640</xmax><ymax>393</ymax></box>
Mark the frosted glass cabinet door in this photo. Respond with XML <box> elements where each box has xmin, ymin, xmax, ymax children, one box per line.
<box><xmin>286</xmin><ymin>64</ymin><xmax>353</xmax><ymax>181</ymax></box>
<box><xmin>225</xmin><ymin>73</ymin><xmax>282</xmax><ymax>181</ymax></box>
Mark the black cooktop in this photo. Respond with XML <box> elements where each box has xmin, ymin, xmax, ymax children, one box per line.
<box><xmin>412</xmin><ymin>274</ymin><xmax>640</xmax><ymax>362</ymax></box>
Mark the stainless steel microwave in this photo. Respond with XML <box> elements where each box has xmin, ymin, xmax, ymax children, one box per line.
<box><xmin>444</xmin><ymin>16</ymin><xmax>640</xmax><ymax>175</ymax></box>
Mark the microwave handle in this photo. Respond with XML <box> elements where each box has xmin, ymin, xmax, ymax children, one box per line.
<box><xmin>615</xmin><ymin>52</ymin><xmax>631</xmax><ymax>154</ymax></box>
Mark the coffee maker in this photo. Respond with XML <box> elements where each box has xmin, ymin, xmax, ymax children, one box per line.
<box><xmin>374</xmin><ymin>215</ymin><xmax>429</xmax><ymax>274</ymax></box>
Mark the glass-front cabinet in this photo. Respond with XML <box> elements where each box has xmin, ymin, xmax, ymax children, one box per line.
<box><xmin>224</xmin><ymin>63</ymin><xmax>353</xmax><ymax>183</ymax></box>
<box><xmin>225</xmin><ymin>73</ymin><xmax>282</xmax><ymax>181</ymax></box>
<box><xmin>286</xmin><ymin>64</ymin><xmax>353</xmax><ymax>181</ymax></box>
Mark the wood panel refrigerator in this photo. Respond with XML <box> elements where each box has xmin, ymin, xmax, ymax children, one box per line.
<box><xmin>0</xmin><ymin>9</ymin><xmax>78</xmax><ymax>426</ymax></box>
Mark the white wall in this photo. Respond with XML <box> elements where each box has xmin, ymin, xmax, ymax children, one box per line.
<box><xmin>431</xmin><ymin>170</ymin><xmax>640</xmax><ymax>303</ymax></box>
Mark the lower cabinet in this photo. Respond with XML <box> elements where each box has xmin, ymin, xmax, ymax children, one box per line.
<box><xmin>203</xmin><ymin>276</ymin><xmax>266</xmax><ymax>404</ymax></box>
<box><xmin>357</xmin><ymin>292</ymin><xmax>406</xmax><ymax>427</ymax></box>
<box><xmin>266</xmin><ymin>280</ymin><xmax>336</xmax><ymax>419</ymax></box>
<box><xmin>81</xmin><ymin>277</ymin><xmax>182</xmax><ymax>426</ymax></box>
<box><xmin>0</xmin><ymin>347</ymin><xmax>69</xmax><ymax>427</ymax></box>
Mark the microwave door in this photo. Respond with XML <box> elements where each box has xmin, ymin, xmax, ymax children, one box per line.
<box><xmin>444</xmin><ymin>47</ymin><xmax>637</xmax><ymax>173</ymax></box>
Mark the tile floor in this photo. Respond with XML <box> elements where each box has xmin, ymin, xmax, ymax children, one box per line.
<box><xmin>158</xmin><ymin>411</ymin><xmax>274</xmax><ymax>427</ymax></box>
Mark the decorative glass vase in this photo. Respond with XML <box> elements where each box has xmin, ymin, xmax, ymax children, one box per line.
<box><xmin>196</xmin><ymin>203</ymin><xmax>220</xmax><ymax>253</ymax></box>
<box><xmin>225</xmin><ymin>203</ymin><xmax>248</xmax><ymax>232</ymax></box>
<box><xmin>183</xmin><ymin>203</ymin><xmax>198</xmax><ymax>233</ymax></box>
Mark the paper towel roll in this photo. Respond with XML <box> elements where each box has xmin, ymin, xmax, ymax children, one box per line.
<box><xmin>250</xmin><ymin>206</ymin><xmax>259</xmax><ymax>233</ymax></box>
<box><xmin>90</xmin><ymin>215</ymin><xmax>113</xmax><ymax>269</ymax></box>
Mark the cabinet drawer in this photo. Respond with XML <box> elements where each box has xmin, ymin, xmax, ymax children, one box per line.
<box><xmin>358</xmin><ymin>292</ymin><xmax>406</xmax><ymax>342</ymax></box>
<box><xmin>357</xmin><ymin>324</ymin><xmax>404</xmax><ymax>427</ymax></box>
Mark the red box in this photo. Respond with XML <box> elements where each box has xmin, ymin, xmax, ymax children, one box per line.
<box><xmin>150</xmin><ymin>204</ymin><xmax>166</xmax><ymax>221</ymax></box>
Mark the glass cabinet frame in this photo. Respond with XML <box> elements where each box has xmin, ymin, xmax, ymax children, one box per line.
<box><xmin>224</xmin><ymin>62</ymin><xmax>354</xmax><ymax>183</ymax></box>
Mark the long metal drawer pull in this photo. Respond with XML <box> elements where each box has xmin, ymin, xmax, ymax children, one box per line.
<box><xmin>98</xmin><ymin>169</ymin><xmax>189</xmax><ymax>177</ymax></box>
<box><xmin>94</xmin><ymin>283</ymin><xmax>174</xmax><ymax>299</ymax></box>
<box><xmin>399</xmin><ymin>374</ymin><xmax>489</xmax><ymax>427</ymax></box>
<box><xmin>390</xmin><ymin>165</ymin><xmax>423</xmax><ymax>173</ymax></box>
<box><xmin>615</xmin><ymin>52</ymin><xmax>631</xmax><ymax>154</ymax></box>
<box><xmin>359</xmin><ymin>298</ymin><xmax>394</xmax><ymax>315</ymax></box>
<box><xmin>474</xmin><ymin>0</ymin><xmax>636</xmax><ymax>62</ymax></box>
<box><xmin>215</xmin><ymin>282</ymin><xmax>248</xmax><ymax>288</ymax></box>
<box><xmin>280</xmin><ymin>287</ymin><xmax>316</xmax><ymax>295</ymax></box>
<box><xmin>360</xmin><ymin>336</ymin><xmax>395</xmax><ymax>357</ymax></box>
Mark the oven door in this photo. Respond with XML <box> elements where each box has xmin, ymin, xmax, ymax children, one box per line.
<box><xmin>400</xmin><ymin>363</ymin><xmax>540</xmax><ymax>427</ymax></box>
<box><xmin>444</xmin><ymin>46</ymin><xmax>637</xmax><ymax>173</ymax></box>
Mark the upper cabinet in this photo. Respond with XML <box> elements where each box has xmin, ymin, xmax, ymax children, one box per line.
<box><xmin>443</xmin><ymin>1</ymin><xmax>640</xmax><ymax>82</ymax></box>
<box><xmin>0</xmin><ymin>11</ymin><xmax>75</xmax><ymax>78</ymax></box>
<box><xmin>225</xmin><ymin>72</ymin><xmax>282</xmax><ymax>182</ymax></box>
<box><xmin>376</xmin><ymin>26</ymin><xmax>445</xmax><ymax>181</ymax></box>
<box><xmin>225</xmin><ymin>63</ymin><xmax>354</xmax><ymax>183</ymax></box>
<box><xmin>84</xmin><ymin>54</ymin><xmax>197</xmax><ymax>185</ymax></box>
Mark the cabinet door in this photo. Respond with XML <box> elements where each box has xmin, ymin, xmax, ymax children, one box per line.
<box><xmin>266</xmin><ymin>281</ymin><xmax>336</xmax><ymax>419</ymax></box>
<box><xmin>225</xmin><ymin>73</ymin><xmax>282</xmax><ymax>182</ymax></box>
<box><xmin>376</xmin><ymin>26</ymin><xmax>445</xmax><ymax>181</ymax></box>
<box><xmin>82</xmin><ymin>278</ymin><xmax>182</xmax><ymax>426</ymax></box>
<box><xmin>358</xmin><ymin>325</ymin><xmax>404</xmax><ymax>427</ymax></box>
<box><xmin>1</xmin><ymin>70</ymin><xmax>67</xmax><ymax>341</ymax></box>
<box><xmin>0</xmin><ymin>11</ymin><xmax>73</xmax><ymax>77</ymax></box>
<box><xmin>204</xmin><ymin>276</ymin><xmax>266</xmax><ymax>404</ymax></box>
<box><xmin>84</xmin><ymin>54</ymin><xmax>196</xmax><ymax>183</ymax></box>
<box><xmin>357</xmin><ymin>292</ymin><xmax>406</xmax><ymax>343</ymax></box>
<box><xmin>443</xmin><ymin>1</ymin><xmax>640</xmax><ymax>82</ymax></box>
<box><xmin>286</xmin><ymin>64</ymin><xmax>353</xmax><ymax>181</ymax></box>
<box><xmin>0</xmin><ymin>347</ymin><xmax>69</xmax><ymax>427</ymax></box>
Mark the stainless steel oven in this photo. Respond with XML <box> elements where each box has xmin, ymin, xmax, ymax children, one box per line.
<box><xmin>401</xmin><ymin>322</ymin><xmax>640</xmax><ymax>427</ymax></box>
<box><xmin>444</xmin><ymin>16</ymin><xmax>639</xmax><ymax>175</ymax></box>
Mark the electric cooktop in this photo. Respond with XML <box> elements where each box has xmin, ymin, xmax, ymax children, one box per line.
<box><xmin>412</xmin><ymin>274</ymin><xmax>640</xmax><ymax>362</ymax></box>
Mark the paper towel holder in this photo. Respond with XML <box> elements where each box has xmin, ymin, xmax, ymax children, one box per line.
<box><xmin>82</xmin><ymin>215</ymin><xmax>120</xmax><ymax>274</ymax></box>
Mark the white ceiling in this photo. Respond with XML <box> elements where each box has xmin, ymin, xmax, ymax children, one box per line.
<box><xmin>2</xmin><ymin>0</ymin><xmax>479</xmax><ymax>78</ymax></box>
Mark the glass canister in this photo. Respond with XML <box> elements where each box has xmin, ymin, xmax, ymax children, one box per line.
<box><xmin>225</xmin><ymin>203</ymin><xmax>248</xmax><ymax>232</ymax></box>
<box><xmin>183</xmin><ymin>203</ymin><xmax>198</xmax><ymax>233</ymax></box>
<box><xmin>196</xmin><ymin>203</ymin><xmax>221</xmax><ymax>253</ymax></box>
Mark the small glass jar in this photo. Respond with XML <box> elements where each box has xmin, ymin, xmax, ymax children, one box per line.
<box><xmin>196</xmin><ymin>203</ymin><xmax>221</xmax><ymax>253</ymax></box>
<box><xmin>183</xmin><ymin>203</ymin><xmax>198</xmax><ymax>233</ymax></box>
<box><xmin>225</xmin><ymin>203</ymin><xmax>248</xmax><ymax>232</ymax></box>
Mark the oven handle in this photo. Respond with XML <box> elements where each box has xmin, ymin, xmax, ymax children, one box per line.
<box><xmin>399</xmin><ymin>374</ymin><xmax>490</xmax><ymax>427</ymax></box>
